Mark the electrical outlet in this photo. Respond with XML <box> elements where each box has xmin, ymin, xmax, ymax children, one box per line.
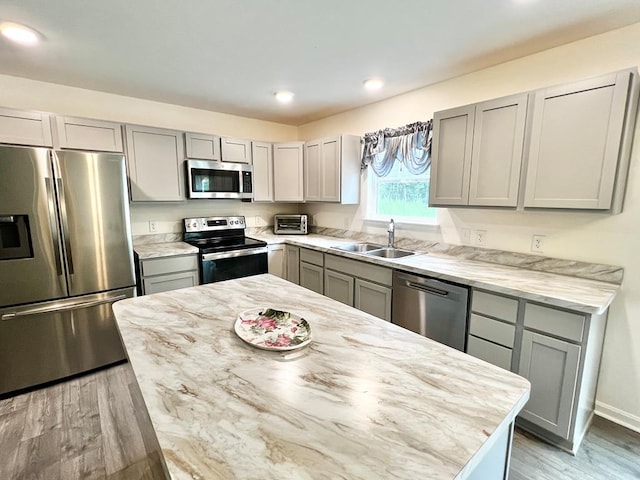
<box><xmin>149</xmin><ymin>221</ymin><xmax>158</xmax><ymax>233</ymax></box>
<box><xmin>460</xmin><ymin>228</ymin><xmax>471</xmax><ymax>244</ymax></box>
<box><xmin>475</xmin><ymin>230</ymin><xmax>487</xmax><ymax>245</ymax></box>
<box><xmin>531</xmin><ymin>234</ymin><xmax>545</xmax><ymax>253</ymax></box>
<box><xmin>255</xmin><ymin>216</ymin><xmax>265</xmax><ymax>227</ymax></box>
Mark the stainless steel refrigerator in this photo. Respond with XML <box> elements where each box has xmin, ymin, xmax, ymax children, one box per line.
<box><xmin>0</xmin><ymin>145</ymin><xmax>135</xmax><ymax>397</ymax></box>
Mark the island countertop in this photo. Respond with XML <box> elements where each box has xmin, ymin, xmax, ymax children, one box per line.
<box><xmin>113</xmin><ymin>274</ymin><xmax>530</xmax><ymax>479</ymax></box>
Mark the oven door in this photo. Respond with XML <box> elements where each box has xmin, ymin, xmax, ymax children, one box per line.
<box><xmin>201</xmin><ymin>247</ymin><xmax>268</xmax><ymax>284</ymax></box>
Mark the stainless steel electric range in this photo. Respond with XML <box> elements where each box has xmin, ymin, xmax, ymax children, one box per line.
<box><xmin>183</xmin><ymin>216</ymin><xmax>268</xmax><ymax>284</ymax></box>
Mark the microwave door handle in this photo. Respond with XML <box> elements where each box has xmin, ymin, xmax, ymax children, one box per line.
<box><xmin>45</xmin><ymin>178</ymin><xmax>64</xmax><ymax>276</ymax></box>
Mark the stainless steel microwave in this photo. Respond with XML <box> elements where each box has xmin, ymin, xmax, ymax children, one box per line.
<box><xmin>274</xmin><ymin>214</ymin><xmax>308</xmax><ymax>235</ymax></box>
<box><xmin>186</xmin><ymin>159</ymin><xmax>253</xmax><ymax>200</ymax></box>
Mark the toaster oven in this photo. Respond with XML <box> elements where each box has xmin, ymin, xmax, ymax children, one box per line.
<box><xmin>274</xmin><ymin>214</ymin><xmax>308</xmax><ymax>235</ymax></box>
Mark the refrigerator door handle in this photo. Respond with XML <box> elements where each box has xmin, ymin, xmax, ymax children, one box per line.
<box><xmin>45</xmin><ymin>177</ymin><xmax>64</xmax><ymax>276</ymax></box>
<box><xmin>1</xmin><ymin>294</ymin><xmax>127</xmax><ymax>320</ymax></box>
<box><xmin>56</xmin><ymin>177</ymin><xmax>75</xmax><ymax>275</ymax></box>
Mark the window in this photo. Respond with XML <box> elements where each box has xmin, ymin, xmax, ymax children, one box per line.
<box><xmin>361</xmin><ymin>120</ymin><xmax>437</xmax><ymax>225</ymax></box>
<box><xmin>366</xmin><ymin>161</ymin><xmax>438</xmax><ymax>224</ymax></box>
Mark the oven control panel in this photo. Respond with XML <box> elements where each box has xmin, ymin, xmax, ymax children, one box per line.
<box><xmin>184</xmin><ymin>216</ymin><xmax>245</xmax><ymax>233</ymax></box>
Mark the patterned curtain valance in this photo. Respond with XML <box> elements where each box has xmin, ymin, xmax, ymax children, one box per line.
<box><xmin>361</xmin><ymin>120</ymin><xmax>433</xmax><ymax>177</ymax></box>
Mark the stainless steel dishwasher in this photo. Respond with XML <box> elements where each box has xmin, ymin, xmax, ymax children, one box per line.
<box><xmin>392</xmin><ymin>271</ymin><xmax>469</xmax><ymax>351</ymax></box>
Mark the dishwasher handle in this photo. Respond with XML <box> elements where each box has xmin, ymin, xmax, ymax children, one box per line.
<box><xmin>405</xmin><ymin>280</ymin><xmax>449</xmax><ymax>297</ymax></box>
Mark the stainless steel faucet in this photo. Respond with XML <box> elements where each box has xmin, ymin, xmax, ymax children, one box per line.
<box><xmin>387</xmin><ymin>218</ymin><xmax>395</xmax><ymax>248</ymax></box>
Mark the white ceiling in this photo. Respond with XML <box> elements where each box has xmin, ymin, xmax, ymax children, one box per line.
<box><xmin>1</xmin><ymin>1</ymin><xmax>640</xmax><ymax>126</ymax></box>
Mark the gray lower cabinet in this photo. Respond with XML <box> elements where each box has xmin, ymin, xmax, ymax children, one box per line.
<box><xmin>299</xmin><ymin>248</ymin><xmax>324</xmax><ymax>294</ymax></box>
<box><xmin>467</xmin><ymin>290</ymin><xmax>517</xmax><ymax>370</ymax></box>
<box><xmin>285</xmin><ymin>245</ymin><xmax>300</xmax><ymax>284</ymax></box>
<box><xmin>138</xmin><ymin>254</ymin><xmax>199</xmax><ymax>295</ymax></box>
<box><xmin>518</xmin><ymin>331</ymin><xmax>581</xmax><ymax>439</ymax></box>
<box><xmin>354</xmin><ymin>278</ymin><xmax>392</xmax><ymax>321</ymax></box>
<box><xmin>300</xmin><ymin>263</ymin><xmax>324</xmax><ymax>294</ymax></box>
<box><xmin>267</xmin><ymin>244</ymin><xmax>285</xmax><ymax>278</ymax></box>
<box><xmin>324</xmin><ymin>269</ymin><xmax>354</xmax><ymax>306</ymax></box>
<box><xmin>324</xmin><ymin>254</ymin><xmax>392</xmax><ymax>321</ymax></box>
<box><xmin>466</xmin><ymin>289</ymin><xmax>608</xmax><ymax>453</ymax></box>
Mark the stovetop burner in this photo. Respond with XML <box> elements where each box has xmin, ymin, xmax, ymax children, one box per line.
<box><xmin>183</xmin><ymin>215</ymin><xmax>267</xmax><ymax>254</ymax></box>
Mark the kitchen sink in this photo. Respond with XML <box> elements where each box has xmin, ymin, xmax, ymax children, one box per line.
<box><xmin>365</xmin><ymin>248</ymin><xmax>416</xmax><ymax>259</ymax></box>
<box><xmin>332</xmin><ymin>243</ymin><xmax>384</xmax><ymax>253</ymax></box>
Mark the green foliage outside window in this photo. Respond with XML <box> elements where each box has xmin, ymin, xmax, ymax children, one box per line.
<box><xmin>376</xmin><ymin>180</ymin><xmax>436</xmax><ymax>219</ymax></box>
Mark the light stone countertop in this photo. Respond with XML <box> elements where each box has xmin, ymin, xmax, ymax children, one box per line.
<box><xmin>134</xmin><ymin>241</ymin><xmax>199</xmax><ymax>259</ymax></box>
<box><xmin>113</xmin><ymin>274</ymin><xmax>531</xmax><ymax>480</ymax></box>
<box><xmin>132</xmin><ymin>233</ymin><xmax>619</xmax><ymax>314</ymax></box>
<box><xmin>252</xmin><ymin>233</ymin><xmax>619</xmax><ymax>315</ymax></box>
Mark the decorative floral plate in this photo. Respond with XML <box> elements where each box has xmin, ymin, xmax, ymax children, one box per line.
<box><xmin>234</xmin><ymin>307</ymin><xmax>311</xmax><ymax>351</ymax></box>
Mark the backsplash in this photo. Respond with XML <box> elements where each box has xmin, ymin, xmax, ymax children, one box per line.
<box><xmin>132</xmin><ymin>227</ymin><xmax>623</xmax><ymax>285</ymax></box>
<box><xmin>310</xmin><ymin>226</ymin><xmax>624</xmax><ymax>285</ymax></box>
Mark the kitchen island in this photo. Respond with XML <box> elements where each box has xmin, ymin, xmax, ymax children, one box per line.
<box><xmin>112</xmin><ymin>274</ymin><xmax>530</xmax><ymax>479</ymax></box>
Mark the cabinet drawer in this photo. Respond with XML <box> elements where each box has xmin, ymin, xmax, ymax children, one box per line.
<box><xmin>469</xmin><ymin>314</ymin><xmax>515</xmax><ymax>348</ymax></box>
<box><xmin>300</xmin><ymin>248</ymin><xmax>324</xmax><ymax>267</ymax></box>
<box><xmin>143</xmin><ymin>271</ymin><xmax>198</xmax><ymax>295</ymax></box>
<box><xmin>324</xmin><ymin>254</ymin><xmax>392</xmax><ymax>286</ymax></box>
<box><xmin>467</xmin><ymin>336</ymin><xmax>513</xmax><ymax>371</ymax></box>
<box><xmin>471</xmin><ymin>290</ymin><xmax>518</xmax><ymax>322</ymax></box>
<box><xmin>524</xmin><ymin>303</ymin><xmax>585</xmax><ymax>342</ymax></box>
<box><xmin>141</xmin><ymin>255</ymin><xmax>198</xmax><ymax>277</ymax></box>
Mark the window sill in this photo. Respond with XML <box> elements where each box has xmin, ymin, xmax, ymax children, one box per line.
<box><xmin>363</xmin><ymin>215</ymin><xmax>440</xmax><ymax>228</ymax></box>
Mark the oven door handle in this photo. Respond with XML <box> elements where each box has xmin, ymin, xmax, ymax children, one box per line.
<box><xmin>202</xmin><ymin>246</ymin><xmax>268</xmax><ymax>262</ymax></box>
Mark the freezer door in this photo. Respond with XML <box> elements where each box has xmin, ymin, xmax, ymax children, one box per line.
<box><xmin>54</xmin><ymin>151</ymin><xmax>135</xmax><ymax>296</ymax></box>
<box><xmin>0</xmin><ymin>289</ymin><xmax>130</xmax><ymax>397</ymax></box>
<box><xmin>0</xmin><ymin>146</ymin><xmax>68</xmax><ymax>306</ymax></box>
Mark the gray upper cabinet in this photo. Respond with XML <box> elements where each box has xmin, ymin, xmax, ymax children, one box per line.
<box><xmin>221</xmin><ymin>137</ymin><xmax>252</xmax><ymax>164</ymax></box>
<box><xmin>0</xmin><ymin>107</ymin><xmax>53</xmax><ymax>147</ymax></box>
<box><xmin>184</xmin><ymin>132</ymin><xmax>221</xmax><ymax>161</ymax></box>
<box><xmin>125</xmin><ymin>124</ymin><xmax>185</xmax><ymax>202</ymax></box>
<box><xmin>273</xmin><ymin>142</ymin><xmax>305</xmax><ymax>202</ymax></box>
<box><xmin>430</xmin><ymin>105</ymin><xmax>475</xmax><ymax>206</ymax></box>
<box><xmin>524</xmin><ymin>69</ymin><xmax>639</xmax><ymax>213</ymax></box>
<box><xmin>430</xmin><ymin>94</ymin><xmax>528</xmax><ymax>207</ymax></box>
<box><xmin>252</xmin><ymin>141</ymin><xmax>274</xmax><ymax>202</ymax></box>
<box><xmin>469</xmin><ymin>95</ymin><xmax>528</xmax><ymax>206</ymax></box>
<box><xmin>53</xmin><ymin>116</ymin><xmax>124</xmax><ymax>152</ymax></box>
<box><xmin>304</xmin><ymin>135</ymin><xmax>361</xmax><ymax>204</ymax></box>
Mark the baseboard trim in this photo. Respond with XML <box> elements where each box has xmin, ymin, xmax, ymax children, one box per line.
<box><xmin>595</xmin><ymin>401</ymin><xmax>640</xmax><ymax>434</ymax></box>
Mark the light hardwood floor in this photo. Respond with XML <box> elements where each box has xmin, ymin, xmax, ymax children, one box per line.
<box><xmin>0</xmin><ymin>363</ymin><xmax>638</xmax><ymax>479</ymax></box>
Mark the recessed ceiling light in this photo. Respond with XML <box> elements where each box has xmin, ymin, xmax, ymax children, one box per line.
<box><xmin>363</xmin><ymin>78</ymin><xmax>384</xmax><ymax>90</ymax></box>
<box><xmin>275</xmin><ymin>91</ymin><xmax>294</xmax><ymax>104</ymax></box>
<box><xmin>0</xmin><ymin>22</ymin><xmax>40</xmax><ymax>46</ymax></box>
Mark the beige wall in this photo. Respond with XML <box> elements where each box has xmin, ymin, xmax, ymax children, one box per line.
<box><xmin>1</xmin><ymin>22</ymin><xmax>639</xmax><ymax>429</ymax></box>
<box><xmin>0</xmin><ymin>74</ymin><xmax>300</xmax><ymax>233</ymax></box>
<box><xmin>299</xmin><ymin>23</ymin><xmax>640</xmax><ymax>429</ymax></box>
